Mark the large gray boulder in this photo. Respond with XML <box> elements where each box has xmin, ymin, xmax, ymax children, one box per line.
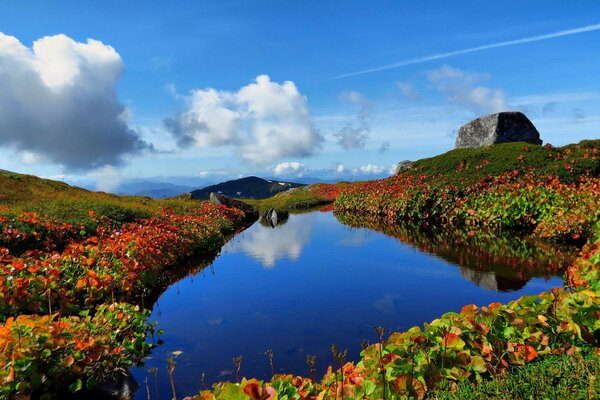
<box><xmin>455</xmin><ymin>112</ymin><xmax>542</xmax><ymax>149</ymax></box>
<box><xmin>395</xmin><ymin>160</ymin><xmax>414</xmax><ymax>175</ymax></box>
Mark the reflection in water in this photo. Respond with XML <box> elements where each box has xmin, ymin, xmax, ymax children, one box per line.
<box><xmin>334</xmin><ymin>212</ymin><xmax>577</xmax><ymax>291</ymax></box>
<box><xmin>227</xmin><ymin>213</ymin><xmax>313</xmax><ymax>267</ymax></box>
<box><xmin>132</xmin><ymin>211</ymin><xmax>574</xmax><ymax>399</ymax></box>
<box><xmin>457</xmin><ymin>267</ymin><xmax>525</xmax><ymax>292</ymax></box>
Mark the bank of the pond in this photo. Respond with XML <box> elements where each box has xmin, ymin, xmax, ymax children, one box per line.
<box><xmin>0</xmin><ymin>171</ymin><xmax>250</xmax><ymax>398</ymax></box>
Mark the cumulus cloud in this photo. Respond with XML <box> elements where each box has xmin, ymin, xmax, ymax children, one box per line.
<box><xmin>352</xmin><ymin>164</ymin><xmax>388</xmax><ymax>175</ymax></box>
<box><xmin>272</xmin><ymin>161</ymin><xmax>306</xmax><ymax>176</ymax></box>
<box><xmin>164</xmin><ymin>75</ymin><xmax>323</xmax><ymax>165</ymax></box>
<box><xmin>426</xmin><ymin>65</ymin><xmax>507</xmax><ymax>114</ymax></box>
<box><xmin>334</xmin><ymin>162</ymin><xmax>345</xmax><ymax>174</ymax></box>
<box><xmin>0</xmin><ymin>33</ymin><xmax>150</xmax><ymax>171</ymax></box>
<box><xmin>333</xmin><ymin>91</ymin><xmax>373</xmax><ymax>150</ymax></box>
<box><xmin>396</xmin><ymin>82</ymin><xmax>420</xmax><ymax>101</ymax></box>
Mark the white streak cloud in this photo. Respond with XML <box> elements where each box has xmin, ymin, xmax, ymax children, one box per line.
<box><xmin>0</xmin><ymin>33</ymin><xmax>150</xmax><ymax>171</ymax></box>
<box><xmin>334</xmin><ymin>23</ymin><xmax>600</xmax><ymax>78</ymax></box>
<box><xmin>165</xmin><ymin>75</ymin><xmax>323</xmax><ymax>165</ymax></box>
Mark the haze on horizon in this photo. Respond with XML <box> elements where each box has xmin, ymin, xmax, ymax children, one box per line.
<box><xmin>0</xmin><ymin>1</ymin><xmax>599</xmax><ymax>191</ymax></box>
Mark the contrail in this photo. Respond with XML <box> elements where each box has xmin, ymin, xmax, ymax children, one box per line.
<box><xmin>333</xmin><ymin>23</ymin><xmax>600</xmax><ymax>79</ymax></box>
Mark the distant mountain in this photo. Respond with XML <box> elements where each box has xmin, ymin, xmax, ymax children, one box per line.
<box><xmin>117</xmin><ymin>181</ymin><xmax>196</xmax><ymax>198</ymax></box>
<box><xmin>190</xmin><ymin>176</ymin><xmax>305</xmax><ymax>200</ymax></box>
<box><xmin>267</xmin><ymin>176</ymin><xmax>345</xmax><ymax>185</ymax></box>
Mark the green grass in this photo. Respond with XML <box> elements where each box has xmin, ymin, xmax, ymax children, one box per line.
<box><xmin>0</xmin><ymin>170</ymin><xmax>208</xmax><ymax>228</ymax></box>
<box><xmin>244</xmin><ymin>186</ymin><xmax>332</xmax><ymax>214</ymax></box>
<box><xmin>406</xmin><ymin>140</ymin><xmax>600</xmax><ymax>187</ymax></box>
<box><xmin>430</xmin><ymin>350</ymin><xmax>599</xmax><ymax>400</ymax></box>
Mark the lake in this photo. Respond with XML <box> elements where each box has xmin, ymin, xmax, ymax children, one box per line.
<box><xmin>132</xmin><ymin>210</ymin><xmax>573</xmax><ymax>399</ymax></box>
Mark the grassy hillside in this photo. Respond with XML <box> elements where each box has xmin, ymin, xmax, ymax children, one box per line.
<box><xmin>244</xmin><ymin>184</ymin><xmax>339</xmax><ymax>214</ymax></box>
<box><xmin>249</xmin><ymin>140</ymin><xmax>600</xmax><ymax>215</ymax></box>
<box><xmin>0</xmin><ymin>169</ymin><xmax>230</xmax><ymax>230</ymax></box>
<box><xmin>0</xmin><ymin>170</ymin><xmax>249</xmax><ymax>398</ymax></box>
<box><xmin>405</xmin><ymin>140</ymin><xmax>600</xmax><ymax>187</ymax></box>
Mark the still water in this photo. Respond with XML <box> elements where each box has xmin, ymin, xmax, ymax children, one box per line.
<box><xmin>132</xmin><ymin>210</ymin><xmax>571</xmax><ymax>398</ymax></box>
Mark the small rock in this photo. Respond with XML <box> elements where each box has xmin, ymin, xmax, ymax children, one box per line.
<box><xmin>455</xmin><ymin>111</ymin><xmax>542</xmax><ymax>149</ymax></box>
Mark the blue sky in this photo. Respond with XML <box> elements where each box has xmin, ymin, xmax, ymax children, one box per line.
<box><xmin>1</xmin><ymin>1</ymin><xmax>599</xmax><ymax>189</ymax></box>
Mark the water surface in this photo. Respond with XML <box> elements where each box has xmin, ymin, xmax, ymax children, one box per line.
<box><xmin>133</xmin><ymin>211</ymin><xmax>571</xmax><ymax>398</ymax></box>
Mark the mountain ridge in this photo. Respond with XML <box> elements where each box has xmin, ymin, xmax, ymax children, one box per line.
<box><xmin>189</xmin><ymin>176</ymin><xmax>306</xmax><ymax>200</ymax></box>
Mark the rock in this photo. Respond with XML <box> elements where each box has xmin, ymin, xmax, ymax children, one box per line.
<box><xmin>267</xmin><ymin>207</ymin><xmax>278</xmax><ymax>227</ymax></box>
<box><xmin>209</xmin><ymin>192</ymin><xmax>259</xmax><ymax>222</ymax></box>
<box><xmin>455</xmin><ymin>111</ymin><xmax>542</xmax><ymax>149</ymax></box>
<box><xmin>261</xmin><ymin>207</ymin><xmax>289</xmax><ymax>228</ymax></box>
<box><xmin>395</xmin><ymin>160</ymin><xmax>414</xmax><ymax>175</ymax></box>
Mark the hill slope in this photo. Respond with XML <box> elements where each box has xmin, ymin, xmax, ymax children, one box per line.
<box><xmin>189</xmin><ymin>176</ymin><xmax>305</xmax><ymax>200</ymax></box>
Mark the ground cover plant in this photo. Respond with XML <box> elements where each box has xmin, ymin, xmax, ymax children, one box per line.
<box><xmin>244</xmin><ymin>183</ymin><xmax>345</xmax><ymax>215</ymax></box>
<box><xmin>334</xmin><ymin>141</ymin><xmax>600</xmax><ymax>244</ymax></box>
<box><xmin>0</xmin><ymin>172</ymin><xmax>247</xmax><ymax>398</ymax></box>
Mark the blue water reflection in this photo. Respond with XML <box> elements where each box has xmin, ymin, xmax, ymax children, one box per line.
<box><xmin>133</xmin><ymin>211</ymin><xmax>566</xmax><ymax>399</ymax></box>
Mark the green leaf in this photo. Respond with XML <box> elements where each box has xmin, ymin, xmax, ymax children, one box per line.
<box><xmin>69</xmin><ymin>379</ymin><xmax>83</xmax><ymax>393</ymax></box>
<box><xmin>364</xmin><ymin>379</ymin><xmax>376</xmax><ymax>396</ymax></box>
<box><xmin>469</xmin><ymin>355</ymin><xmax>487</xmax><ymax>373</ymax></box>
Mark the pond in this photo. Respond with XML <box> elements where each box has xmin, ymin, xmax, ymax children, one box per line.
<box><xmin>132</xmin><ymin>210</ymin><xmax>574</xmax><ymax>399</ymax></box>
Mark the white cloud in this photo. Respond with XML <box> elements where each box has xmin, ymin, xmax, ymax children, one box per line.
<box><xmin>334</xmin><ymin>124</ymin><xmax>369</xmax><ymax>150</ymax></box>
<box><xmin>272</xmin><ymin>161</ymin><xmax>305</xmax><ymax>176</ymax></box>
<box><xmin>339</xmin><ymin>91</ymin><xmax>365</xmax><ymax>105</ymax></box>
<box><xmin>334</xmin><ymin>163</ymin><xmax>345</xmax><ymax>173</ymax></box>
<box><xmin>396</xmin><ymin>82</ymin><xmax>420</xmax><ymax>101</ymax></box>
<box><xmin>353</xmin><ymin>164</ymin><xmax>388</xmax><ymax>175</ymax></box>
<box><xmin>334</xmin><ymin>91</ymin><xmax>373</xmax><ymax>150</ymax></box>
<box><xmin>20</xmin><ymin>151</ymin><xmax>48</xmax><ymax>165</ymax></box>
<box><xmin>197</xmin><ymin>169</ymin><xmax>230</xmax><ymax>178</ymax></box>
<box><xmin>0</xmin><ymin>33</ymin><xmax>150</xmax><ymax>171</ymax></box>
<box><xmin>89</xmin><ymin>165</ymin><xmax>122</xmax><ymax>192</ymax></box>
<box><xmin>165</xmin><ymin>75</ymin><xmax>323</xmax><ymax>165</ymax></box>
<box><xmin>426</xmin><ymin>65</ymin><xmax>507</xmax><ymax>114</ymax></box>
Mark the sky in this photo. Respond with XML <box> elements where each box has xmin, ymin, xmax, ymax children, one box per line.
<box><xmin>1</xmin><ymin>1</ymin><xmax>599</xmax><ymax>190</ymax></box>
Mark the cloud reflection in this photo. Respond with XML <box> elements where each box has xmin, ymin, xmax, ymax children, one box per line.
<box><xmin>227</xmin><ymin>214</ymin><xmax>313</xmax><ymax>268</ymax></box>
